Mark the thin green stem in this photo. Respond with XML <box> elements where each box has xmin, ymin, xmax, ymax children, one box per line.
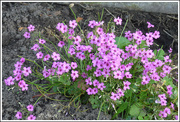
<box><xmin>119</xmin><ymin>19</ymin><xmax>128</xmax><ymax>42</ymax></box>
<box><xmin>97</xmin><ymin>101</ymin><xmax>105</xmax><ymax>120</ymax></box>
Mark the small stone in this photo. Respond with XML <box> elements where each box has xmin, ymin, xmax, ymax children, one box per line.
<box><xmin>22</xmin><ymin>17</ymin><xmax>28</xmax><ymax>23</ymax></box>
<box><xmin>16</xmin><ymin>20</ymin><xmax>21</xmax><ymax>25</ymax></box>
<box><xmin>36</xmin><ymin>106</ymin><xmax>43</xmax><ymax>114</ymax></box>
<box><xmin>20</xmin><ymin>46</ymin><xmax>27</xmax><ymax>52</ymax></box>
<box><xmin>6</xmin><ymin>107</ymin><xmax>14</xmax><ymax>112</ymax></box>
<box><xmin>16</xmin><ymin>34</ymin><xmax>21</xmax><ymax>39</ymax></box>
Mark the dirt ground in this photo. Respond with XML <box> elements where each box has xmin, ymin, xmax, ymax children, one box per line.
<box><xmin>2</xmin><ymin>2</ymin><xmax>178</xmax><ymax>120</ymax></box>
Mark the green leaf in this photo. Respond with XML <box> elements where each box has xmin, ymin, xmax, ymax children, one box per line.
<box><xmin>104</xmin><ymin>83</ymin><xmax>111</xmax><ymax>92</ymax></box>
<box><xmin>115</xmin><ymin>37</ymin><xmax>131</xmax><ymax>49</ymax></box>
<box><xmin>124</xmin><ymin>89</ymin><xmax>133</xmax><ymax>98</ymax></box>
<box><xmin>144</xmin><ymin>116</ymin><xmax>150</xmax><ymax>120</ymax></box>
<box><xmin>139</xmin><ymin>109</ymin><xmax>146</xmax><ymax>117</ymax></box>
<box><xmin>138</xmin><ymin>116</ymin><xmax>144</xmax><ymax>120</ymax></box>
<box><xmin>139</xmin><ymin>40</ymin><xmax>148</xmax><ymax>48</ymax></box>
<box><xmin>171</xmin><ymin>87</ymin><xmax>178</xmax><ymax>100</ymax></box>
<box><xmin>156</xmin><ymin>49</ymin><xmax>165</xmax><ymax>60</ymax></box>
<box><xmin>153</xmin><ymin>50</ymin><xmax>157</xmax><ymax>56</ymax></box>
<box><xmin>111</xmin><ymin>102</ymin><xmax>128</xmax><ymax>120</ymax></box>
<box><xmin>129</xmin><ymin>103</ymin><xmax>146</xmax><ymax>117</ymax></box>
<box><xmin>59</xmin><ymin>74</ymin><xmax>71</xmax><ymax>86</ymax></box>
<box><xmin>89</xmin><ymin>95</ymin><xmax>100</xmax><ymax>109</ymax></box>
<box><xmin>163</xmin><ymin>76</ymin><xmax>176</xmax><ymax>88</ymax></box>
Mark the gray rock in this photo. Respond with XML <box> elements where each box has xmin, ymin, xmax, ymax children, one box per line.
<box><xmin>22</xmin><ymin>17</ymin><xmax>28</xmax><ymax>23</ymax></box>
<box><xmin>2</xmin><ymin>31</ymin><xmax>10</xmax><ymax>46</ymax></box>
<box><xmin>6</xmin><ymin>107</ymin><xmax>14</xmax><ymax>112</ymax></box>
<box><xmin>20</xmin><ymin>46</ymin><xmax>27</xmax><ymax>52</ymax></box>
<box><xmin>16</xmin><ymin>20</ymin><xmax>21</xmax><ymax>25</ymax></box>
<box><xmin>36</xmin><ymin>106</ymin><xmax>43</xmax><ymax>114</ymax></box>
<box><xmin>16</xmin><ymin>34</ymin><xmax>21</xmax><ymax>39</ymax></box>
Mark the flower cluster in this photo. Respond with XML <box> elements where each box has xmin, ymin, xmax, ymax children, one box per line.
<box><xmin>15</xmin><ymin>104</ymin><xmax>36</xmax><ymax>120</ymax></box>
<box><xmin>4</xmin><ymin>16</ymin><xmax>178</xmax><ymax>120</ymax></box>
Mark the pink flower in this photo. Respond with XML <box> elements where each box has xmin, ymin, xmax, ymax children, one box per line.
<box><xmin>51</xmin><ymin>52</ymin><xmax>60</xmax><ymax>61</ymax></box>
<box><xmin>4</xmin><ymin>76</ymin><xmax>14</xmax><ymax>86</ymax></box>
<box><xmin>88</xmin><ymin>20</ymin><xmax>96</xmax><ymax>28</ymax></box>
<box><xmin>160</xmin><ymin>72</ymin><xmax>166</xmax><ymax>78</ymax></box>
<box><xmin>147</xmin><ymin>22</ymin><xmax>154</xmax><ymax>28</ymax></box>
<box><xmin>87</xmin><ymin>31</ymin><xmax>94</xmax><ymax>39</ymax></box>
<box><xmin>15</xmin><ymin>74</ymin><xmax>21</xmax><ymax>81</ymax></box>
<box><xmin>86</xmin><ymin>65</ymin><xmax>92</xmax><ymax>71</ymax></box>
<box><xmin>71</xmin><ymin>70</ymin><xmax>79</xmax><ymax>80</ymax></box>
<box><xmin>22</xmin><ymin>67</ymin><xmax>32</xmax><ymax>77</ymax></box>
<box><xmin>58</xmin><ymin>41</ymin><xmax>65</xmax><ymax>48</ymax></box>
<box><xmin>164</xmin><ymin>56</ymin><xmax>172</xmax><ymax>63</ymax></box>
<box><xmin>69</xmin><ymin>20</ymin><xmax>77</xmax><ymax>29</ymax></box>
<box><xmin>92</xmin><ymin>88</ymin><xmax>98</xmax><ymax>94</ymax></box>
<box><xmin>56</xmin><ymin>23</ymin><xmax>68</xmax><ymax>33</ymax></box>
<box><xmin>94</xmin><ymin>69</ymin><xmax>102</xmax><ymax>77</ymax></box>
<box><xmin>168</xmin><ymin>47</ymin><xmax>173</xmax><ymax>53</ymax></box>
<box><xmin>110</xmin><ymin>92</ymin><xmax>119</xmax><ymax>101</ymax></box>
<box><xmin>158</xmin><ymin>93</ymin><xmax>167</xmax><ymax>100</ymax></box>
<box><xmin>31</xmin><ymin>44</ymin><xmax>40</xmax><ymax>51</ymax></box>
<box><xmin>24</xmin><ymin>32</ymin><xmax>30</xmax><ymax>38</ymax></box>
<box><xmin>28</xmin><ymin>24</ymin><xmax>35</xmax><ymax>32</ymax></box>
<box><xmin>15</xmin><ymin>111</ymin><xmax>22</xmax><ymax>119</ymax></box>
<box><xmin>163</xmin><ymin>65</ymin><xmax>172</xmax><ymax>74</ymax></box>
<box><xmin>21</xmin><ymin>83</ymin><xmax>28</xmax><ymax>91</ymax></box>
<box><xmin>93</xmin><ymin>80</ymin><xmax>99</xmax><ymax>87</ymax></box>
<box><xmin>20</xmin><ymin>57</ymin><xmax>25</xmax><ymax>63</ymax></box>
<box><xmin>13</xmin><ymin>69</ymin><xmax>22</xmax><ymax>76</ymax></box>
<box><xmin>97</xmin><ymin>82</ymin><xmax>106</xmax><ymax>91</ymax></box>
<box><xmin>175</xmin><ymin>115</ymin><xmax>178</xmax><ymax>120</ymax></box>
<box><xmin>146</xmin><ymin>50</ymin><xmax>154</xmax><ymax>58</ymax></box>
<box><xmin>150</xmin><ymin>73</ymin><xmax>160</xmax><ymax>81</ymax></box>
<box><xmin>114</xmin><ymin>17</ymin><xmax>122</xmax><ymax>25</ymax></box>
<box><xmin>159</xmin><ymin>111</ymin><xmax>167</xmax><ymax>118</ymax></box>
<box><xmin>102</xmin><ymin>69</ymin><xmax>110</xmax><ymax>77</ymax></box>
<box><xmin>69</xmin><ymin>28</ymin><xmax>74</xmax><ymax>35</ymax></box>
<box><xmin>113</xmin><ymin>70</ymin><xmax>124</xmax><ymax>79</ymax></box>
<box><xmin>160</xmin><ymin>99</ymin><xmax>167</xmax><ymax>106</ymax></box>
<box><xmin>43</xmin><ymin>54</ymin><xmax>50</xmax><ymax>61</ymax></box>
<box><xmin>73</xmin><ymin>35</ymin><xmax>82</xmax><ymax>45</ymax></box>
<box><xmin>81</xmin><ymin>72</ymin><xmax>88</xmax><ymax>78</ymax></box>
<box><xmin>56</xmin><ymin>66</ymin><xmax>64</xmax><ymax>74</ymax></box>
<box><xmin>85</xmin><ymin>77</ymin><xmax>92</xmax><ymax>85</ymax></box>
<box><xmin>141</xmin><ymin>75</ymin><xmax>150</xmax><ymax>85</ymax></box>
<box><xmin>167</xmin><ymin>90</ymin><xmax>172</xmax><ymax>97</ymax></box>
<box><xmin>36</xmin><ymin>51</ymin><xmax>43</xmax><ymax>59</ymax></box>
<box><xmin>27</xmin><ymin>115</ymin><xmax>36</xmax><ymax>120</ymax></box>
<box><xmin>68</xmin><ymin>48</ymin><xmax>76</xmax><ymax>55</ymax></box>
<box><xmin>18</xmin><ymin>80</ymin><xmax>26</xmax><ymax>88</ymax></box>
<box><xmin>63</xmin><ymin>63</ymin><xmax>71</xmax><ymax>73</ymax></box>
<box><xmin>125</xmin><ymin>72</ymin><xmax>132</xmax><ymax>78</ymax></box>
<box><xmin>123</xmin><ymin>81</ymin><xmax>131</xmax><ymax>91</ymax></box>
<box><xmin>56</xmin><ymin>23</ymin><xmax>64</xmax><ymax>31</ymax></box>
<box><xmin>167</xmin><ymin>85</ymin><xmax>172</xmax><ymax>91</ymax></box>
<box><xmin>117</xmin><ymin>88</ymin><xmax>124</xmax><ymax>97</ymax></box>
<box><xmin>164</xmin><ymin>107</ymin><xmax>171</xmax><ymax>115</ymax></box>
<box><xmin>71</xmin><ymin>62</ymin><xmax>77</xmax><ymax>69</ymax></box>
<box><xmin>39</xmin><ymin>39</ymin><xmax>46</xmax><ymax>44</ymax></box>
<box><xmin>154</xmin><ymin>59</ymin><xmax>164</xmax><ymax>67</ymax></box>
<box><xmin>97</xmin><ymin>27</ymin><xmax>104</xmax><ymax>35</ymax></box>
<box><xmin>170</xmin><ymin>102</ymin><xmax>175</xmax><ymax>110</ymax></box>
<box><xmin>43</xmin><ymin>71</ymin><xmax>50</xmax><ymax>78</ymax></box>
<box><xmin>14</xmin><ymin>61</ymin><xmax>22</xmax><ymax>69</ymax></box>
<box><xmin>86</xmin><ymin>87</ymin><xmax>93</xmax><ymax>95</ymax></box>
<box><xmin>27</xmin><ymin>104</ymin><xmax>34</xmax><ymax>111</ymax></box>
<box><xmin>153</xmin><ymin>30</ymin><xmax>160</xmax><ymax>39</ymax></box>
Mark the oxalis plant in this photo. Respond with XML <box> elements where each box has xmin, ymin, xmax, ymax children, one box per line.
<box><xmin>4</xmin><ymin>7</ymin><xmax>178</xmax><ymax>120</ymax></box>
